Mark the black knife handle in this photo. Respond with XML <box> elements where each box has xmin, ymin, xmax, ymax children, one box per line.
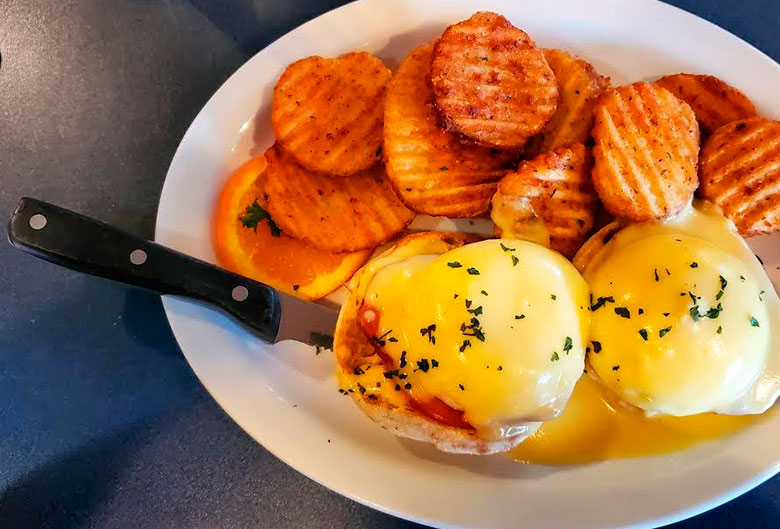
<box><xmin>8</xmin><ymin>197</ymin><xmax>281</xmax><ymax>342</ymax></box>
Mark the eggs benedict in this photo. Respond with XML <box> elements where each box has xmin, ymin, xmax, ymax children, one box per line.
<box><xmin>577</xmin><ymin>201</ymin><xmax>780</xmax><ymax>416</ymax></box>
<box><xmin>334</xmin><ymin>232</ymin><xmax>591</xmax><ymax>454</ymax></box>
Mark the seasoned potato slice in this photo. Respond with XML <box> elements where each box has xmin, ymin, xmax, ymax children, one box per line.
<box><xmin>430</xmin><ymin>12</ymin><xmax>558</xmax><ymax>150</ymax></box>
<box><xmin>492</xmin><ymin>143</ymin><xmax>599</xmax><ymax>257</ymax></box>
<box><xmin>699</xmin><ymin>117</ymin><xmax>780</xmax><ymax>236</ymax></box>
<box><xmin>384</xmin><ymin>43</ymin><xmax>515</xmax><ymax>217</ymax></box>
<box><xmin>525</xmin><ymin>49</ymin><xmax>610</xmax><ymax>156</ymax></box>
<box><xmin>262</xmin><ymin>144</ymin><xmax>414</xmax><ymax>252</ymax></box>
<box><xmin>655</xmin><ymin>73</ymin><xmax>756</xmax><ymax>135</ymax></box>
<box><xmin>591</xmin><ymin>82</ymin><xmax>700</xmax><ymax>221</ymax></box>
<box><xmin>272</xmin><ymin>52</ymin><xmax>391</xmax><ymax>176</ymax></box>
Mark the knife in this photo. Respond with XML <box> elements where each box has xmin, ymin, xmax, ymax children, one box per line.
<box><xmin>7</xmin><ymin>197</ymin><xmax>338</xmax><ymax>348</ymax></box>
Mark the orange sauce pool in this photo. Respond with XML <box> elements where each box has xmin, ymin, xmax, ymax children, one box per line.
<box><xmin>510</xmin><ymin>374</ymin><xmax>768</xmax><ymax>465</ymax></box>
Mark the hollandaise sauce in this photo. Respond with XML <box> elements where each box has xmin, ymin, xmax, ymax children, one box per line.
<box><xmin>510</xmin><ymin>373</ymin><xmax>766</xmax><ymax>465</ymax></box>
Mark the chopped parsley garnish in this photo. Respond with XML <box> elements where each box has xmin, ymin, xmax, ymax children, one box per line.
<box><xmin>292</xmin><ymin>284</ymin><xmax>300</xmax><ymax>291</ymax></box>
<box><xmin>440</xmin><ymin>166</ymin><xmax>449</xmax><ymax>171</ymax></box>
<box><xmin>551</xmin><ymin>352</ymin><xmax>559</xmax><ymax>362</ymax></box>
<box><xmin>666</xmin><ymin>268</ymin><xmax>671</xmax><ymax>276</ymax></box>
<box><xmin>453</xmin><ymin>294</ymin><xmax>459</xmax><ymax>299</ymax></box>
<box><xmin>717</xmin><ymin>326</ymin><xmax>723</xmax><ymax>334</ymax></box>
<box><xmin>614</xmin><ymin>307</ymin><xmax>631</xmax><ymax>318</ymax></box>
<box><xmin>353</xmin><ymin>366</ymin><xmax>364</xmax><ymax>375</ymax></box>
<box><xmin>759</xmin><ymin>290</ymin><xmax>766</xmax><ymax>301</ymax></box>
<box><xmin>431</xmin><ymin>359</ymin><xmax>439</xmax><ymax>368</ymax></box>
<box><xmin>404</xmin><ymin>383</ymin><xmax>412</xmax><ymax>390</ymax></box>
<box><xmin>238</xmin><ymin>200</ymin><xmax>282</xmax><ymax>236</ymax></box>
<box><xmin>591</xmin><ymin>341</ymin><xmax>602</xmax><ymax>353</ymax></box>
<box><xmin>467</xmin><ymin>305</ymin><xmax>483</xmax><ymax>316</ymax></box>
<box><xmin>563</xmin><ymin>336</ymin><xmax>573</xmax><ymax>354</ymax></box>
<box><xmin>690</xmin><ymin>262</ymin><xmax>699</xmax><ymax>268</ymax></box>
<box><xmin>663</xmin><ymin>312</ymin><xmax>670</xmax><ymax>317</ymax></box>
<box><xmin>515</xmin><ymin>314</ymin><xmax>525</xmax><ymax>320</ymax></box>
<box><xmin>370</xmin><ymin>329</ymin><xmax>393</xmax><ymax>347</ymax></box>
<box><xmin>638</xmin><ymin>328</ymin><xmax>648</xmax><ymax>341</ymax></box>
<box><xmin>447</xmin><ymin>261</ymin><xmax>462</xmax><ymax>268</ymax></box>
<box><xmin>590</xmin><ymin>296</ymin><xmax>615</xmax><ymax>311</ymax></box>
<box><xmin>551</xmin><ymin>294</ymin><xmax>557</xmax><ymax>301</ymax></box>
<box><xmin>612</xmin><ymin>365</ymin><xmax>620</xmax><ymax>371</ymax></box>
<box><xmin>357</xmin><ymin>383</ymin><xmax>366</xmax><ymax>394</ymax></box>
<box><xmin>749</xmin><ymin>316</ymin><xmax>760</xmax><ymax>328</ymax></box>
<box><xmin>459</xmin><ymin>384</ymin><xmax>465</xmax><ymax>391</ymax></box>
<box><xmin>720</xmin><ymin>275</ymin><xmax>728</xmax><ymax>291</ymax></box>
<box><xmin>481</xmin><ymin>290</ymin><xmax>488</xmax><ymax>296</ymax></box>
<box><xmin>740</xmin><ymin>275</ymin><xmax>746</xmax><ymax>281</ymax></box>
<box><xmin>497</xmin><ymin>365</ymin><xmax>503</xmax><ymax>371</ymax></box>
<box><xmin>388</xmin><ymin>337</ymin><xmax>398</xmax><ymax>343</ymax></box>
<box><xmin>500</xmin><ymin>243</ymin><xmax>515</xmax><ymax>252</ymax></box>
<box><xmin>416</xmin><ymin>359</ymin><xmax>430</xmax><ymax>372</ymax></box>
<box><xmin>466</xmin><ymin>267</ymin><xmax>480</xmax><ymax>275</ymax></box>
<box><xmin>689</xmin><ymin>306</ymin><xmax>701</xmax><ymax>321</ymax></box>
<box><xmin>419</xmin><ymin>324</ymin><xmax>437</xmax><ymax>344</ymax></box>
<box><xmin>688</xmin><ymin>291</ymin><xmax>699</xmax><ymax>304</ymax></box>
<box><xmin>638</xmin><ymin>308</ymin><xmax>644</xmax><ymax>315</ymax></box>
<box><xmin>659</xmin><ymin>326</ymin><xmax>672</xmax><ymax>338</ymax></box>
<box><xmin>654</xmin><ymin>269</ymin><xmax>660</xmax><ymax>282</ymax></box>
<box><xmin>459</xmin><ymin>340</ymin><xmax>472</xmax><ymax>352</ymax></box>
<box><xmin>706</xmin><ymin>303</ymin><xmax>723</xmax><ymax>319</ymax></box>
<box><xmin>511</xmin><ymin>255</ymin><xmax>519</xmax><ymax>266</ymax></box>
<box><xmin>465</xmin><ymin>299</ymin><xmax>472</xmax><ymax>308</ymax></box>
<box><xmin>399</xmin><ymin>351</ymin><xmax>407</xmax><ymax>368</ymax></box>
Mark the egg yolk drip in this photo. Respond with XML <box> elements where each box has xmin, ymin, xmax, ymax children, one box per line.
<box><xmin>362</xmin><ymin>239</ymin><xmax>590</xmax><ymax>437</ymax></box>
<box><xmin>510</xmin><ymin>373</ymin><xmax>766</xmax><ymax>465</ymax></box>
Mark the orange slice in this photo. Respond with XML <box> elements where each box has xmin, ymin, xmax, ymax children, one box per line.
<box><xmin>213</xmin><ymin>156</ymin><xmax>372</xmax><ymax>300</ymax></box>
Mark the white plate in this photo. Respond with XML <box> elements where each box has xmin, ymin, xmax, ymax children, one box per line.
<box><xmin>155</xmin><ymin>1</ymin><xmax>780</xmax><ymax>527</ymax></box>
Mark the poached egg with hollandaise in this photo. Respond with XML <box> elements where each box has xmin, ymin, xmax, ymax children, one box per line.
<box><xmin>581</xmin><ymin>201</ymin><xmax>780</xmax><ymax>416</ymax></box>
<box><xmin>336</xmin><ymin>235</ymin><xmax>590</xmax><ymax>450</ymax></box>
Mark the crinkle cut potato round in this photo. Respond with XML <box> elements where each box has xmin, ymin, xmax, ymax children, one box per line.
<box><xmin>272</xmin><ymin>52</ymin><xmax>392</xmax><ymax>177</ymax></box>
<box><xmin>591</xmin><ymin>82</ymin><xmax>700</xmax><ymax>222</ymax></box>
<box><xmin>261</xmin><ymin>144</ymin><xmax>414</xmax><ymax>252</ymax></box>
<box><xmin>524</xmin><ymin>49</ymin><xmax>611</xmax><ymax>157</ymax></box>
<box><xmin>655</xmin><ymin>73</ymin><xmax>757</xmax><ymax>135</ymax></box>
<box><xmin>334</xmin><ymin>231</ymin><xmax>528</xmax><ymax>455</ymax></box>
<box><xmin>492</xmin><ymin>143</ymin><xmax>599</xmax><ymax>258</ymax></box>
<box><xmin>699</xmin><ymin>117</ymin><xmax>780</xmax><ymax>236</ymax></box>
<box><xmin>430</xmin><ymin>11</ymin><xmax>558</xmax><ymax>150</ymax></box>
<box><xmin>383</xmin><ymin>42</ymin><xmax>516</xmax><ymax>217</ymax></box>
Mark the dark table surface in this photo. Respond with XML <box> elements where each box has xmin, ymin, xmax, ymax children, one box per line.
<box><xmin>2</xmin><ymin>1</ymin><xmax>779</xmax><ymax>527</ymax></box>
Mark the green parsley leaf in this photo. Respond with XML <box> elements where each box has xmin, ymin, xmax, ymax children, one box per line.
<box><xmin>238</xmin><ymin>200</ymin><xmax>282</xmax><ymax>236</ymax></box>
<box><xmin>551</xmin><ymin>294</ymin><xmax>557</xmax><ymax>300</ymax></box>
<box><xmin>563</xmin><ymin>336</ymin><xmax>573</xmax><ymax>354</ymax></box>
<box><xmin>500</xmin><ymin>243</ymin><xmax>515</xmax><ymax>252</ymax></box>
<box><xmin>690</xmin><ymin>262</ymin><xmax>699</xmax><ymax>268</ymax></box>
<box><xmin>614</xmin><ymin>307</ymin><xmax>630</xmax><ymax>318</ymax></box>
<box><xmin>638</xmin><ymin>328</ymin><xmax>648</xmax><ymax>341</ymax></box>
<box><xmin>511</xmin><ymin>255</ymin><xmax>519</xmax><ymax>266</ymax></box>
<box><xmin>717</xmin><ymin>326</ymin><xmax>723</xmax><ymax>334</ymax></box>
<box><xmin>551</xmin><ymin>352</ymin><xmax>559</xmax><ymax>362</ymax></box>
<box><xmin>749</xmin><ymin>317</ymin><xmax>760</xmax><ymax>328</ymax></box>
<box><xmin>447</xmin><ymin>261</ymin><xmax>462</xmax><ymax>268</ymax></box>
<box><xmin>591</xmin><ymin>340</ymin><xmax>602</xmax><ymax>353</ymax></box>
<box><xmin>689</xmin><ymin>306</ymin><xmax>701</xmax><ymax>321</ymax></box>
<box><xmin>659</xmin><ymin>326</ymin><xmax>672</xmax><ymax>338</ymax></box>
<box><xmin>466</xmin><ymin>267</ymin><xmax>480</xmax><ymax>275</ymax></box>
